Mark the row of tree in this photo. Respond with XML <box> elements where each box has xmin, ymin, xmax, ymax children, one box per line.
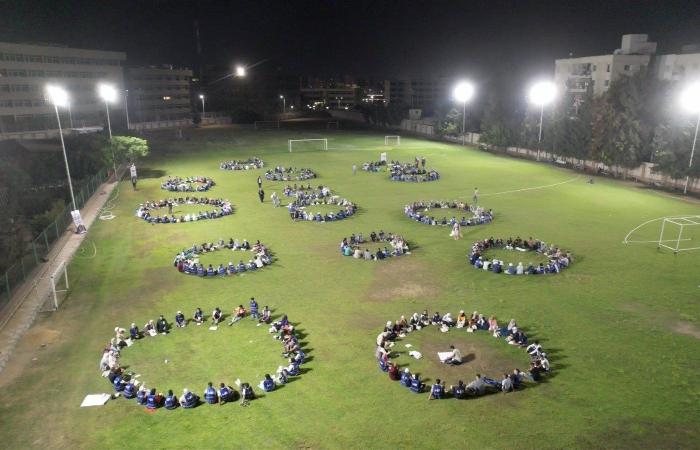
<box><xmin>445</xmin><ymin>71</ymin><xmax>698</xmax><ymax>182</ymax></box>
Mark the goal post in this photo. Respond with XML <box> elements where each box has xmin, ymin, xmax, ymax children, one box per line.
<box><xmin>657</xmin><ymin>216</ymin><xmax>700</xmax><ymax>253</ymax></box>
<box><xmin>385</xmin><ymin>135</ymin><xmax>401</xmax><ymax>146</ymax></box>
<box><xmin>48</xmin><ymin>260</ymin><xmax>69</xmax><ymax>311</ymax></box>
<box><xmin>254</xmin><ymin>121</ymin><xmax>280</xmax><ymax>130</ymax></box>
<box><xmin>288</xmin><ymin>138</ymin><xmax>328</xmax><ymax>152</ymax></box>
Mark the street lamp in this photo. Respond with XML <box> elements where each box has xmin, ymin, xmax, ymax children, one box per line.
<box><xmin>235</xmin><ymin>65</ymin><xmax>246</xmax><ymax>77</ymax></box>
<box><xmin>528</xmin><ymin>81</ymin><xmax>557</xmax><ymax>160</ymax></box>
<box><xmin>98</xmin><ymin>83</ymin><xmax>117</xmax><ymax>139</ymax></box>
<box><xmin>453</xmin><ymin>81</ymin><xmax>475</xmax><ymax>145</ymax></box>
<box><xmin>46</xmin><ymin>85</ymin><xmax>77</xmax><ymax>212</ymax></box>
<box><xmin>680</xmin><ymin>81</ymin><xmax>700</xmax><ymax>194</ymax></box>
<box><xmin>199</xmin><ymin>94</ymin><xmax>205</xmax><ymax>119</ymax></box>
<box><xmin>280</xmin><ymin>95</ymin><xmax>286</xmax><ymax>114</ymax></box>
<box><xmin>124</xmin><ymin>89</ymin><xmax>131</xmax><ymax>130</ymax></box>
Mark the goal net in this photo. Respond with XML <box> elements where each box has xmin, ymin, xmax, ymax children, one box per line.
<box><xmin>657</xmin><ymin>216</ymin><xmax>700</xmax><ymax>253</ymax></box>
<box><xmin>385</xmin><ymin>135</ymin><xmax>401</xmax><ymax>146</ymax></box>
<box><xmin>289</xmin><ymin>138</ymin><xmax>328</xmax><ymax>152</ymax></box>
<box><xmin>254</xmin><ymin>121</ymin><xmax>280</xmax><ymax>130</ymax></box>
<box><xmin>41</xmin><ymin>260</ymin><xmax>70</xmax><ymax>311</ymax></box>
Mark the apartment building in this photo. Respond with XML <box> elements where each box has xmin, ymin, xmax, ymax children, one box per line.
<box><xmin>655</xmin><ymin>45</ymin><xmax>700</xmax><ymax>82</ymax></box>
<box><xmin>126</xmin><ymin>66</ymin><xmax>193</xmax><ymax>123</ymax></box>
<box><xmin>383</xmin><ymin>77</ymin><xmax>452</xmax><ymax>114</ymax></box>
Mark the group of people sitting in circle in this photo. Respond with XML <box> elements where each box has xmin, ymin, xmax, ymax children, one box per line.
<box><xmin>219</xmin><ymin>157</ymin><xmax>264</xmax><ymax>171</ymax></box>
<box><xmin>374</xmin><ymin>310</ymin><xmax>551</xmax><ymax>398</ymax></box>
<box><xmin>389</xmin><ymin>157</ymin><xmax>439</xmax><ymax>182</ymax></box>
<box><xmin>340</xmin><ymin>231</ymin><xmax>410</xmax><ymax>260</ymax></box>
<box><xmin>404</xmin><ymin>200</ymin><xmax>494</xmax><ymax>227</ymax></box>
<box><xmin>265</xmin><ymin>166</ymin><xmax>316</xmax><ymax>181</ymax></box>
<box><xmin>173</xmin><ymin>239</ymin><xmax>272</xmax><ymax>276</ymax></box>
<box><xmin>286</xmin><ymin>188</ymin><xmax>356</xmax><ymax>222</ymax></box>
<box><xmin>101</xmin><ymin>300</ymin><xmax>307</xmax><ymax>409</ymax></box>
<box><xmin>136</xmin><ymin>197</ymin><xmax>233</xmax><ymax>224</ymax></box>
<box><xmin>361</xmin><ymin>160</ymin><xmax>387</xmax><ymax>172</ymax></box>
<box><xmin>160</xmin><ymin>176</ymin><xmax>215</xmax><ymax>192</ymax></box>
<box><xmin>468</xmin><ymin>236</ymin><xmax>573</xmax><ymax>275</ymax></box>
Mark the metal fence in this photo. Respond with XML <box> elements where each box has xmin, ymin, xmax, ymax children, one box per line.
<box><xmin>0</xmin><ymin>167</ymin><xmax>109</xmax><ymax>310</ymax></box>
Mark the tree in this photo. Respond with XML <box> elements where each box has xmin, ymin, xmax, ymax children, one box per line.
<box><xmin>437</xmin><ymin>107</ymin><xmax>461</xmax><ymax>136</ymax></box>
<box><xmin>479</xmin><ymin>94</ymin><xmax>515</xmax><ymax>148</ymax></box>
<box><xmin>652</xmin><ymin>119</ymin><xmax>700</xmax><ymax>181</ymax></box>
<box><xmin>104</xmin><ymin>136</ymin><xmax>150</xmax><ymax>166</ymax></box>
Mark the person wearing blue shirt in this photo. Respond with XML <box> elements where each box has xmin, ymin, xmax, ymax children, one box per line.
<box><xmin>277</xmin><ymin>371</ymin><xmax>288</xmax><ymax>385</ymax></box>
<box><xmin>400</xmin><ymin>368</ymin><xmax>412</xmax><ymax>387</ymax></box>
<box><xmin>112</xmin><ymin>374</ymin><xmax>125</xmax><ymax>392</ymax></box>
<box><xmin>180</xmin><ymin>388</ymin><xmax>199</xmax><ymax>408</ymax></box>
<box><xmin>175</xmin><ymin>311</ymin><xmax>186</xmax><ymax>328</ymax></box>
<box><xmin>249</xmin><ymin>298</ymin><xmax>259</xmax><ymax>319</ymax></box>
<box><xmin>452</xmin><ymin>380</ymin><xmax>467</xmax><ymax>399</ymax></box>
<box><xmin>428</xmin><ymin>379</ymin><xmax>445</xmax><ymax>400</ymax></box>
<box><xmin>206</xmin><ymin>265</ymin><xmax>215</xmax><ymax>276</ymax></box>
<box><xmin>219</xmin><ymin>383</ymin><xmax>234</xmax><ymax>404</ymax></box>
<box><xmin>136</xmin><ymin>386</ymin><xmax>147</xmax><ymax>405</ymax></box>
<box><xmin>228</xmin><ymin>262</ymin><xmax>237</xmax><ymax>274</ymax></box>
<box><xmin>196</xmin><ymin>265</ymin><xmax>205</xmax><ymax>276</ymax></box>
<box><xmin>146</xmin><ymin>388</ymin><xmax>160</xmax><ymax>410</ymax></box>
<box><xmin>164</xmin><ymin>389</ymin><xmax>178</xmax><ymax>409</ymax></box>
<box><xmin>237</xmin><ymin>261</ymin><xmax>246</xmax><ymax>272</ymax></box>
<box><xmin>123</xmin><ymin>381</ymin><xmax>136</xmax><ymax>399</ymax></box>
<box><xmin>410</xmin><ymin>374</ymin><xmax>425</xmax><ymax>393</ymax></box>
<box><xmin>193</xmin><ymin>307</ymin><xmax>204</xmax><ymax>325</ymax></box>
<box><xmin>261</xmin><ymin>374</ymin><xmax>276</xmax><ymax>392</ymax></box>
<box><xmin>204</xmin><ymin>382</ymin><xmax>218</xmax><ymax>404</ymax></box>
<box><xmin>240</xmin><ymin>383</ymin><xmax>255</xmax><ymax>402</ymax></box>
<box><xmin>217</xmin><ymin>264</ymin><xmax>226</xmax><ymax>276</ymax></box>
<box><xmin>129</xmin><ymin>323</ymin><xmax>141</xmax><ymax>340</ymax></box>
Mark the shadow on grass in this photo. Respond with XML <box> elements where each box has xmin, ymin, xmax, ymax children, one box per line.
<box><xmin>138</xmin><ymin>168</ymin><xmax>167</xmax><ymax>179</ymax></box>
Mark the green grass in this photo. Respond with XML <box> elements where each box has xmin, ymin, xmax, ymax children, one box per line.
<box><xmin>1</xmin><ymin>126</ymin><xmax>699</xmax><ymax>449</ymax></box>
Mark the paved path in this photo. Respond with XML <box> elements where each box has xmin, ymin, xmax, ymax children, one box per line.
<box><xmin>0</xmin><ymin>177</ymin><xmax>120</xmax><ymax>373</ymax></box>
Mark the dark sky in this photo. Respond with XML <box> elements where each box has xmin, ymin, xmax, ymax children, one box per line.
<box><xmin>1</xmin><ymin>0</ymin><xmax>699</xmax><ymax>86</ymax></box>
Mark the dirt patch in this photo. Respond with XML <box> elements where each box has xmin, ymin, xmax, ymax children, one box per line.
<box><xmin>671</xmin><ymin>320</ymin><xmax>700</xmax><ymax>339</ymax></box>
<box><xmin>0</xmin><ymin>325</ymin><xmax>63</xmax><ymax>388</ymax></box>
<box><xmin>575</xmin><ymin>418</ymin><xmax>699</xmax><ymax>449</ymax></box>
<box><xmin>367</xmin><ymin>258</ymin><xmax>441</xmax><ymax>303</ymax></box>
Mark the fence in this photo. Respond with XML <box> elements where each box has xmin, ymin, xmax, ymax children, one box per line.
<box><xmin>0</xmin><ymin>167</ymin><xmax>110</xmax><ymax>311</ymax></box>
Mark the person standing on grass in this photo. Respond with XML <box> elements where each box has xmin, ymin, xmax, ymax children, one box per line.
<box><xmin>257</xmin><ymin>176</ymin><xmax>263</xmax><ymax>189</ymax></box>
<box><xmin>473</xmin><ymin>187</ymin><xmax>479</xmax><ymax>205</ymax></box>
<box><xmin>352</xmin><ymin>164</ymin><xmax>357</xmax><ymax>175</ymax></box>
<box><xmin>258</xmin><ymin>187</ymin><xmax>265</xmax><ymax>203</ymax></box>
<box><xmin>450</xmin><ymin>222</ymin><xmax>462</xmax><ymax>240</ymax></box>
<box><xmin>130</xmin><ymin>163</ymin><xmax>138</xmax><ymax>190</ymax></box>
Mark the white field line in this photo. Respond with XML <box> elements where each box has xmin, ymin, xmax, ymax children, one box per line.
<box><xmin>478</xmin><ymin>176</ymin><xmax>581</xmax><ymax>198</ymax></box>
<box><xmin>623</xmin><ymin>215</ymin><xmax>700</xmax><ymax>244</ymax></box>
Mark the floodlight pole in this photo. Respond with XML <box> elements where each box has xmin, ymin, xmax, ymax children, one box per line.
<box><xmin>684</xmin><ymin>112</ymin><xmax>700</xmax><ymax>194</ymax></box>
<box><xmin>67</xmin><ymin>103</ymin><xmax>74</xmax><ymax>129</ymax></box>
<box><xmin>103</xmin><ymin>100</ymin><xmax>117</xmax><ymax>180</ymax></box>
<box><xmin>537</xmin><ymin>104</ymin><xmax>545</xmax><ymax>161</ymax></box>
<box><xmin>125</xmin><ymin>90</ymin><xmax>131</xmax><ymax>130</ymax></box>
<box><xmin>53</xmin><ymin>104</ymin><xmax>77</xmax><ymax>211</ymax></box>
<box><xmin>200</xmin><ymin>96</ymin><xmax>206</xmax><ymax>119</ymax></box>
<box><xmin>462</xmin><ymin>101</ymin><xmax>467</xmax><ymax>145</ymax></box>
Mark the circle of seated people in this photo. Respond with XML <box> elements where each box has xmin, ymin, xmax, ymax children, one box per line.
<box><xmin>265</xmin><ymin>166</ymin><xmax>316</xmax><ymax>182</ymax></box>
<box><xmin>404</xmin><ymin>200</ymin><xmax>494</xmax><ymax>227</ymax></box>
<box><xmin>361</xmin><ymin>160</ymin><xmax>387</xmax><ymax>172</ymax></box>
<box><xmin>219</xmin><ymin>157</ymin><xmax>265</xmax><ymax>171</ymax></box>
<box><xmin>161</xmin><ymin>176</ymin><xmax>215</xmax><ymax>192</ymax></box>
<box><xmin>284</xmin><ymin>186</ymin><xmax>357</xmax><ymax>222</ymax></box>
<box><xmin>340</xmin><ymin>231</ymin><xmax>410</xmax><ymax>260</ymax></box>
<box><xmin>468</xmin><ymin>236</ymin><xmax>573</xmax><ymax>275</ymax></box>
<box><xmin>375</xmin><ymin>310</ymin><xmax>551</xmax><ymax>398</ymax></box>
<box><xmin>135</xmin><ymin>197</ymin><xmax>233</xmax><ymax>224</ymax></box>
<box><xmin>101</xmin><ymin>302</ymin><xmax>307</xmax><ymax>410</ymax></box>
<box><xmin>173</xmin><ymin>239</ymin><xmax>272</xmax><ymax>277</ymax></box>
<box><xmin>388</xmin><ymin>159</ymin><xmax>439</xmax><ymax>182</ymax></box>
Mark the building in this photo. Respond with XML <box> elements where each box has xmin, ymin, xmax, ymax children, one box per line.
<box><xmin>655</xmin><ymin>45</ymin><xmax>700</xmax><ymax>82</ymax></box>
<box><xmin>300</xmin><ymin>86</ymin><xmax>360</xmax><ymax>110</ymax></box>
<box><xmin>126</xmin><ymin>66</ymin><xmax>193</xmax><ymax>123</ymax></box>
<box><xmin>383</xmin><ymin>77</ymin><xmax>452</xmax><ymax>114</ymax></box>
<box><xmin>0</xmin><ymin>42</ymin><xmax>126</xmax><ymax>137</ymax></box>
<box><xmin>554</xmin><ymin>34</ymin><xmax>656</xmax><ymax>96</ymax></box>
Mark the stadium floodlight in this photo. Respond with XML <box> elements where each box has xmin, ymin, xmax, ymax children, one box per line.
<box><xmin>235</xmin><ymin>65</ymin><xmax>246</xmax><ymax>77</ymax></box>
<box><xmin>528</xmin><ymin>81</ymin><xmax>557</xmax><ymax>160</ymax></box>
<box><xmin>280</xmin><ymin>95</ymin><xmax>286</xmax><ymax>113</ymax></box>
<box><xmin>679</xmin><ymin>81</ymin><xmax>700</xmax><ymax>194</ymax></box>
<box><xmin>453</xmin><ymin>81</ymin><xmax>475</xmax><ymax>145</ymax></box>
<box><xmin>98</xmin><ymin>83</ymin><xmax>118</xmax><ymax>178</ymax></box>
<box><xmin>199</xmin><ymin>94</ymin><xmax>206</xmax><ymax>119</ymax></box>
<box><xmin>46</xmin><ymin>85</ymin><xmax>77</xmax><ymax>212</ymax></box>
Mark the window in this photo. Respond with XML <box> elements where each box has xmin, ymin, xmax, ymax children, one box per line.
<box><xmin>46</xmin><ymin>56</ymin><xmax>60</xmax><ymax>64</ymax></box>
<box><xmin>0</xmin><ymin>69</ymin><xmax>6</xmax><ymax>77</ymax></box>
<box><xmin>0</xmin><ymin>100</ymin><xmax>12</xmax><ymax>107</ymax></box>
<box><xmin>45</xmin><ymin>70</ymin><xmax>62</xmax><ymax>77</ymax></box>
<box><xmin>604</xmin><ymin>80</ymin><xmax>610</xmax><ymax>87</ymax></box>
<box><xmin>29</xmin><ymin>70</ymin><xmax>45</xmax><ymax>77</ymax></box>
<box><xmin>27</xmin><ymin>55</ymin><xmax>42</xmax><ymax>63</ymax></box>
<box><xmin>60</xmin><ymin>57</ymin><xmax>76</xmax><ymax>64</ymax></box>
<box><xmin>592</xmin><ymin>64</ymin><xmax>597</xmax><ymax>71</ymax></box>
<box><xmin>624</xmin><ymin>65</ymin><xmax>630</xmax><ymax>71</ymax></box>
<box><xmin>9</xmin><ymin>70</ymin><xmax>28</xmax><ymax>77</ymax></box>
<box><xmin>0</xmin><ymin>84</ymin><xmax>9</xmax><ymax>92</ymax></box>
<box><xmin>606</xmin><ymin>64</ymin><xmax>610</xmax><ymax>72</ymax></box>
<box><xmin>10</xmin><ymin>84</ymin><xmax>30</xmax><ymax>92</ymax></box>
<box><xmin>32</xmin><ymin>99</ymin><xmax>46</xmax><ymax>107</ymax></box>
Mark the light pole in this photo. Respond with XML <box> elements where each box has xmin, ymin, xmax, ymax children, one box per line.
<box><xmin>453</xmin><ymin>81</ymin><xmax>475</xmax><ymax>145</ymax></box>
<box><xmin>46</xmin><ymin>85</ymin><xmax>77</xmax><ymax>211</ymax></box>
<box><xmin>67</xmin><ymin>103</ymin><xmax>74</xmax><ymax>129</ymax></box>
<box><xmin>280</xmin><ymin>95</ymin><xmax>286</xmax><ymax>114</ymax></box>
<box><xmin>98</xmin><ymin>83</ymin><xmax>118</xmax><ymax>178</ymax></box>
<box><xmin>124</xmin><ymin>89</ymin><xmax>131</xmax><ymax>130</ymax></box>
<box><xmin>680</xmin><ymin>81</ymin><xmax>700</xmax><ymax>194</ymax></box>
<box><xmin>199</xmin><ymin>94</ymin><xmax>205</xmax><ymax>119</ymax></box>
<box><xmin>528</xmin><ymin>81</ymin><xmax>557</xmax><ymax>161</ymax></box>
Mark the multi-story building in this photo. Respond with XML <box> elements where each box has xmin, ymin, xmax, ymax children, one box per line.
<box><xmin>0</xmin><ymin>42</ymin><xmax>126</xmax><ymax>136</ymax></box>
<box><xmin>383</xmin><ymin>77</ymin><xmax>452</xmax><ymax>114</ymax></box>
<box><xmin>655</xmin><ymin>45</ymin><xmax>700</xmax><ymax>83</ymax></box>
<box><xmin>554</xmin><ymin>34</ymin><xmax>656</xmax><ymax>96</ymax></box>
<box><xmin>126</xmin><ymin>66</ymin><xmax>193</xmax><ymax>123</ymax></box>
<box><xmin>300</xmin><ymin>86</ymin><xmax>360</xmax><ymax>110</ymax></box>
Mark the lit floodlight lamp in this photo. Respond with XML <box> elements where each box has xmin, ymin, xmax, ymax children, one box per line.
<box><xmin>46</xmin><ymin>85</ymin><xmax>69</xmax><ymax>107</ymax></box>
<box><xmin>529</xmin><ymin>81</ymin><xmax>556</xmax><ymax>106</ymax></box>
<box><xmin>680</xmin><ymin>81</ymin><xmax>700</xmax><ymax>114</ymax></box>
<box><xmin>453</xmin><ymin>81</ymin><xmax>475</xmax><ymax>103</ymax></box>
<box><xmin>199</xmin><ymin>94</ymin><xmax>205</xmax><ymax>99</ymax></box>
<box><xmin>98</xmin><ymin>83</ymin><xmax>118</xmax><ymax>103</ymax></box>
<box><xmin>235</xmin><ymin>65</ymin><xmax>246</xmax><ymax>77</ymax></box>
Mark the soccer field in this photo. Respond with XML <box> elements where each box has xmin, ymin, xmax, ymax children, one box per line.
<box><xmin>1</xmin><ymin>126</ymin><xmax>699</xmax><ymax>449</ymax></box>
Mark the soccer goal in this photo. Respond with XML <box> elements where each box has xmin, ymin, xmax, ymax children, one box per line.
<box><xmin>43</xmin><ymin>260</ymin><xmax>69</xmax><ymax>311</ymax></box>
<box><xmin>254</xmin><ymin>121</ymin><xmax>280</xmax><ymax>130</ymax></box>
<box><xmin>327</xmin><ymin>121</ymin><xmax>339</xmax><ymax>130</ymax></box>
<box><xmin>385</xmin><ymin>135</ymin><xmax>401</xmax><ymax>146</ymax></box>
<box><xmin>656</xmin><ymin>215</ymin><xmax>700</xmax><ymax>253</ymax></box>
<box><xmin>288</xmin><ymin>138</ymin><xmax>328</xmax><ymax>152</ymax></box>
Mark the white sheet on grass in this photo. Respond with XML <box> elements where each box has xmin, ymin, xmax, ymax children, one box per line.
<box><xmin>438</xmin><ymin>351</ymin><xmax>453</xmax><ymax>362</ymax></box>
<box><xmin>80</xmin><ymin>393</ymin><xmax>111</xmax><ymax>407</ymax></box>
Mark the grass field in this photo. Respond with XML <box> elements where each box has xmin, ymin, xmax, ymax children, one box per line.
<box><xmin>1</xmin><ymin>125</ymin><xmax>699</xmax><ymax>449</ymax></box>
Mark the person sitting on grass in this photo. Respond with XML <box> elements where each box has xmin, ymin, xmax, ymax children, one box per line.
<box><xmin>229</xmin><ymin>305</ymin><xmax>246</xmax><ymax>325</ymax></box>
<box><xmin>259</xmin><ymin>306</ymin><xmax>271</xmax><ymax>324</ymax></box>
<box><xmin>123</xmin><ymin>381</ymin><xmax>137</xmax><ymax>399</ymax></box>
<box><xmin>466</xmin><ymin>374</ymin><xmax>486</xmax><ymax>396</ymax></box>
<box><xmin>261</xmin><ymin>374</ymin><xmax>276</xmax><ymax>392</ymax></box>
<box><xmin>193</xmin><ymin>307</ymin><xmax>204</xmax><ymax>325</ymax></box>
<box><xmin>219</xmin><ymin>383</ymin><xmax>235</xmax><ymax>404</ymax></box>
<box><xmin>428</xmin><ymin>379</ymin><xmax>445</xmax><ymax>400</ymax></box>
<box><xmin>410</xmin><ymin>373</ymin><xmax>425</xmax><ymax>393</ymax></box>
<box><xmin>388</xmin><ymin>363</ymin><xmax>401</xmax><ymax>381</ymax></box>
<box><xmin>501</xmin><ymin>373</ymin><xmax>514</xmax><ymax>392</ymax></box>
<box><xmin>204</xmin><ymin>382</ymin><xmax>218</xmax><ymax>404</ymax></box>
<box><xmin>146</xmin><ymin>388</ymin><xmax>162</xmax><ymax>410</ymax></box>
<box><xmin>175</xmin><ymin>311</ymin><xmax>186</xmax><ymax>328</ymax></box>
<box><xmin>180</xmin><ymin>388</ymin><xmax>199</xmax><ymax>408</ymax></box>
<box><xmin>129</xmin><ymin>323</ymin><xmax>141</xmax><ymax>340</ymax></box>
<box><xmin>136</xmin><ymin>386</ymin><xmax>147</xmax><ymax>405</ymax></box>
<box><xmin>456</xmin><ymin>311</ymin><xmax>467</xmax><ymax>328</ymax></box>
<box><xmin>143</xmin><ymin>319</ymin><xmax>156</xmax><ymax>337</ymax></box>
<box><xmin>240</xmin><ymin>383</ymin><xmax>256</xmax><ymax>403</ymax></box>
<box><xmin>156</xmin><ymin>315</ymin><xmax>168</xmax><ymax>334</ymax></box>
<box><xmin>431</xmin><ymin>311</ymin><xmax>442</xmax><ymax>325</ymax></box>
<box><xmin>451</xmin><ymin>380</ymin><xmax>467</xmax><ymax>399</ymax></box>
<box><xmin>164</xmin><ymin>389</ymin><xmax>179</xmax><ymax>409</ymax></box>
<box><xmin>400</xmin><ymin>368</ymin><xmax>413</xmax><ymax>388</ymax></box>
<box><xmin>211</xmin><ymin>307</ymin><xmax>223</xmax><ymax>326</ymax></box>
<box><xmin>444</xmin><ymin>345</ymin><xmax>463</xmax><ymax>365</ymax></box>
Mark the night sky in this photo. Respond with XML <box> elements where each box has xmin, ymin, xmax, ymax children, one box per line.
<box><xmin>2</xmin><ymin>0</ymin><xmax>699</xmax><ymax>87</ymax></box>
